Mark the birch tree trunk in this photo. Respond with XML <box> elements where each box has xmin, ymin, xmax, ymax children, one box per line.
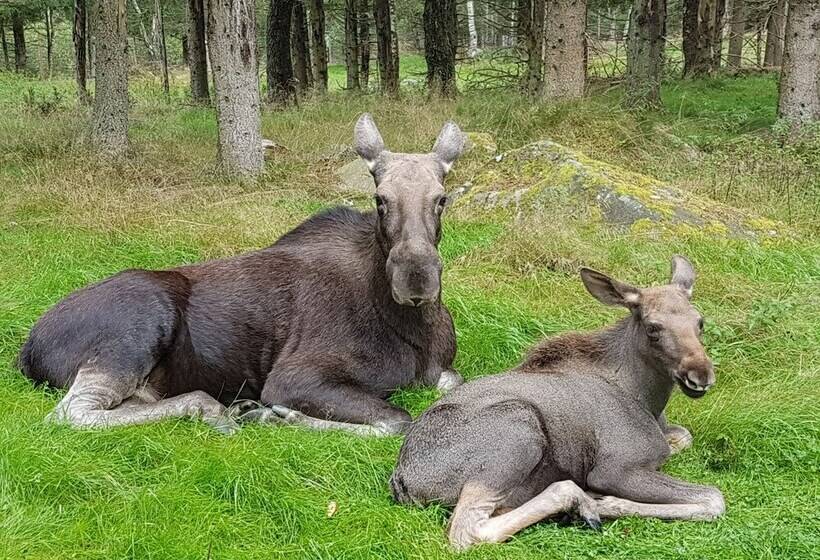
<box><xmin>74</xmin><ymin>0</ymin><xmax>90</xmax><ymax>104</ymax></box>
<box><xmin>268</xmin><ymin>0</ymin><xmax>296</xmax><ymax>104</ymax></box>
<box><xmin>187</xmin><ymin>0</ymin><xmax>209</xmax><ymax>103</ymax></box>
<box><xmin>388</xmin><ymin>0</ymin><xmax>399</xmax><ymax>76</ymax></box>
<box><xmin>466</xmin><ymin>0</ymin><xmax>479</xmax><ymax>58</ymax></box>
<box><xmin>153</xmin><ymin>0</ymin><xmax>169</xmax><ymax>100</ymax></box>
<box><xmin>207</xmin><ymin>0</ymin><xmax>264</xmax><ymax>177</ymax></box>
<box><xmin>345</xmin><ymin>0</ymin><xmax>360</xmax><ymax>89</ymax></box>
<box><xmin>307</xmin><ymin>0</ymin><xmax>328</xmax><ymax>92</ymax></box>
<box><xmin>624</xmin><ymin>0</ymin><xmax>666</xmax><ymax>109</ymax></box>
<box><xmin>130</xmin><ymin>0</ymin><xmax>156</xmax><ymax>59</ymax></box>
<box><xmin>543</xmin><ymin>0</ymin><xmax>587</xmax><ymax>100</ymax></box>
<box><xmin>777</xmin><ymin>0</ymin><xmax>820</xmax><ymax>129</ymax></box>
<box><xmin>91</xmin><ymin>0</ymin><xmax>129</xmax><ymax>159</ymax></box>
<box><xmin>726</xmin><ymin>0</ymin><xmax>744</xmax><ymax>70</ymax></box>
<box><xmin>763</xmin><ymin>0</ymin><xmax>785</xmax><ymax>67</ymax></box>
<box><xmin>291</xmin><ymin>0</ymin><xmax>312</xmax><ymax>92</ymax></box>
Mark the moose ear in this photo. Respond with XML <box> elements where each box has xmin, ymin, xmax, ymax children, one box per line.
<box><xmin>432</xmin><ymin>121</ymin><xmax>465</xmax><ymax>174</ymax></box>
<box><xmin>670</xmin><ymin>255</ymin><xmax>695</xmax><ymax>298</ymax></box>
<box><xmin>354</xmin><ymin>113</ymin><xmax>386</xmax><ymax>171</ymax></box>
<box><xmin>580</xmin><ymin>268</ymin><xmax>642</xmax><ymax>309</ymax></box>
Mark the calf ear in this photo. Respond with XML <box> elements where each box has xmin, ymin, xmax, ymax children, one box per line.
<box><xmin>670</xmin><ymin>255</ymin><xmax>695</xmax><ymax>298</ymax></box>
<box><xmin>354</xmin><ymin>113</ymin><xmax>386</xmax><ymax>171</ymax></box>
<box><xmin>432</xmin><ymin>121</ymin><xmax>465</xmax><ymax>174</ymax></box>
<box><xmin>580</xmin><ymin>268</ymin><xmax>642</xmax><ymax>309</ymax></box>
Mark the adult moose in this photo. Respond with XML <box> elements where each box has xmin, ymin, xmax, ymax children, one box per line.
<box><xmin>19</xmin><ymin>114</ymin><xmax>465</xmax><ymax>435</ymax></box>
<box><xmin>391</xmin><ymin>256</ymin><xmax>724</xmax><ymax>550</ymax></box>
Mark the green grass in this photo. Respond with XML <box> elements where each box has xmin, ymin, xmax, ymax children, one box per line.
<box><xmin>0</xmin><ymin>68</ymin><xmax>819</xmax><ymax>559</ymax></box>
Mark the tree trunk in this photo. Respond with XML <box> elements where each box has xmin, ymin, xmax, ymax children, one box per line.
<box><xmin>763</xmin><ymin>0</ymin><xmax>785</xmax><ymax>68</ymax></box>
<box><xmin>153</xmin><ymin>0</ymin><xmax>169</xmax><ymax>100</ymax></box>
<box><xmin>307</xmin><ymin>0</ymin><xmax>328</xmax><ymax>92</ymax></box>
<box><xmin>358</xmin><ymin>0</ymin><xmax>370</xmax><ymax>89</ymax></box>
<box><xmin>0</xmin><ymin>18</ymin><xmax>9</xmax><ymax>71</ymax></box>
<box><xmin>268</xmin><ymin>0</ymin><xmax>296</xmax><ymax>104</ymax></box>
<box><xmin>373</xmin><ymin>0</ymin><xmax>398</xmax><ymax>95</ymax></box>
<box><xmin>207</xmin><ymin>0</ymin><xmax>264</xmax><ymax>177</ymax></box>
<box><xmin>92</xmin><ymin>0</ymin><xmax>129</xmax><ymax>159</ymax></box>
<box><xmin>291</xmin><ymin>0</ymin><xmax>312</xmax><ymax>92</ymax></box>
<box><xmin>45</xmin><ymin>8</ymin><xmax>54</xmax><ymax>78</ymax></box>
<box><xmin>74</xmin><ymin>0</ymin><xmax>90</xmax><ymax>105</ymax></box>
<box><xmin>520</xmin><ymin>0</ymin><xmax>545</xmax><ymax>96</ymax></box>
<box><xmin>711</xmin><ymin>0</ymin><xmax>725</xmax><ymax>69</ymax></box>
<box><xmin>388</xmin><ymin>0</ymin><xmax>399</xmax><ymax>76</ymax></box>
<box><xmin>543</xmin><ymin>0</ymin><xmax>587</xmax><ymax>100</ymax></box>
<box><xmin>777</xmin><ymin>0</ymin><xmax>820</xmax><ymax>129</ymax></box>
<box><xmin>516</xmin><ymin>0</ymin><xmax>530</xmax><ymax>50</ymax></box>
<box><xmin>181</xmin><ymin>33</ymin><xmax>189</xmax><ymax>64</ymax></box>
<box><xmin>683</xmin><ymin>0</ymin><xmax>714</xmax><ymax>76</ymax></box>
<box><xmin>727</xmin><ymin>0</ymin><xmax>744</xmax><ymax>70</ymax></box>
<box><xmin>423</xmin><ymin>0</ymin><xmax>457</xmax><ymax>97</ymax></box>
<box><xmin>466</xmin><ymin>0</ymin><xmax>479</xmax><ymax>57</ymax></box>
<box><xmin>625</xmin><ymin>0</ymin><xmax>666</xmax><ymax>109</ymax></box>
<box><xmin>187</xmin><ymin>0</ymin><xmax>210</xmax><ymax>103</ymax></box>
<box><xmin>345</xmin><ymin>0</ymin><xmax>360</xmax><ymax>89</ymax></box>
<box><xmin>11</xmin><ymin>12</ymin><xmax>26</xmax><ymax>73</ymax></box>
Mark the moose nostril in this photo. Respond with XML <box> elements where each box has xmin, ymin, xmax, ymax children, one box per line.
<box><xmin>410</xmin><ymin>297</ymin><xmax>423</xmax><ymax>307</ymax></box>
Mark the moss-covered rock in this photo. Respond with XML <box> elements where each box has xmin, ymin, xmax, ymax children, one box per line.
<box><xmin>453</xmin><ymin>140</ymin><xmax>788</xmax><ymax>239</ymax></box>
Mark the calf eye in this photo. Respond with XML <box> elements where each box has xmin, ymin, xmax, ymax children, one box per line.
<box><xmin>698</xmin><ymin>318</ymin><xmax>704</xmax><ymax>332</ymax></box>
<box><xmin>436</xmin><ymin>196</ymin><xmax>448</xmax><ymax>214</ymax></box>
<box><xmin>374</xmin><ymin>195</ymin><xmax>387</xmax><ymax>217</ymax></box>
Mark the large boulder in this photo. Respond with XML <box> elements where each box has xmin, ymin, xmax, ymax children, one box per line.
<box><xmin>453</xmin><ymin>140</ymin><xmax>786</xmax><ymax>239</ymax></box>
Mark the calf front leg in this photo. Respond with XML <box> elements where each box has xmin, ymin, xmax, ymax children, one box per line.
<box><xmin>589</xmin><ymin>467</ymin><xmax>725</xmax><ymax>521</ymax></box>
<box><xmin>659</xmin><ymin>413</ymin><xmax>693</xmax><ymax>455</ymax></box>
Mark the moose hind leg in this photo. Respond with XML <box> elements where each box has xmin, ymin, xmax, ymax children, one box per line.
<box><xmin>50</xmin><ymin>368</ymin><xmax>238</xmax><ymax>434</ymax></box>
<box><xmin>589</xmin><ymin>467</ymin><xmax>725</xmax><ymax>521</ymax></box>
<box><xmin>448</xmin><ymin>480</ymin><xmax>600</xmax><ymax>551</ymax></box>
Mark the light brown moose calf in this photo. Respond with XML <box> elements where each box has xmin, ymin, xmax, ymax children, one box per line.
<box><xmin>391</xmin><ymin>256</ymin><xmax>723</xmax><ymax>550</ymax></box>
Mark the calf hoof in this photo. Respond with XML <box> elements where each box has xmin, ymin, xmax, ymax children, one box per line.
<box><xmin>204</xmin><ymin>415</ymin><xmax>241</xmax><ymax>436</ymax></box>
<box><xmin>666</xmin><ymin>424</ymin><xmax>694</xmax><ymax>455</ymax></box>
<box><xmin>237</xmin><ymin>407</ymin><xmax>287</xmax><ymax>425</ymax></box>
<box><xmin>436</xmin><ymin>370</ymin><xmax>464</xmax><ymax>393</ymax></box>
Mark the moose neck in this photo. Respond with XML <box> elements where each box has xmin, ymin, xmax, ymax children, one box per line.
<box><xmin>597</xmin><ymin>318</ymin><xmax>676</xmax><ymax>418</ymax></box>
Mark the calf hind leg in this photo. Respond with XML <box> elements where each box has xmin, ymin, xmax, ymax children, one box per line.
<box><xmin>448</xmin><ymin>480</ymin><xmax>600</xmax><ymax>551</ymax></box>
<box><xmin>50</xmin><ymin>367</ymin><xmax>238</xmax><ymax>434</ymax></box>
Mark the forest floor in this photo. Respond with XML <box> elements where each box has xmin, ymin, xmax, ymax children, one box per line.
<box><xmin>0</xmin><ymin>69</ymin><xmax>818</xmax><ymax>559</ymax></box>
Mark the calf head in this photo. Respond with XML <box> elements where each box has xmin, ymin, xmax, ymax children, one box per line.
<box><xmin>580</xmin><ymin>256</ymin><xmax>715</xmax><ymax>398</ymax></box>
<box><xmin>354</xmin><ymin>114</ymin><xmax>465</xmax><ymax>307</ymax></box>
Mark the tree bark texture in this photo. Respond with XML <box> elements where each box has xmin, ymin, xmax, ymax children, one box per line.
<box><xmin>711</xmin><ymin>0</ymin><xmax>725</xmax><ymax>68</ymax></box>
<box><xmin>187</xmin><ymin>0</ymin><xmax>210</xmax><ymax>103</ymax></box>
<box><xmin>625</xmin><ymin>0</ymin><xmax>666</xmax><ymax>109</ymax></box>
<box><xmin>358</xmin><ymin>0</ymin><xmax>370</xmax><ymax>89</ymax></box>
<box><xmin>522</xmin><ymin>0</ymin><xmax>545</xmax><ymax>96</ymax></box>
<box><xmin>683</xmin><ymin>0</ymin><xmax>715</xmax><ymax>76</ymax></box>
<box><xmin>153</xmin><ymin>0</ymin><xmax>169</xmax><ymax>100</ymax></box>
<box><xmin>268</xmin><ymin>0</ymin><xmax>296</xmax><ymax>104</ymax></box>
<box><xmin>0</xmin><ymin>18</ymin><xmax>9</xmax><ymax>71</ymax></box>
<box><xmin>727</xmin><ymin>0</ymin><xmax>744</xmax><ymax>70</ymax></box>
<box><xmin>373</xmin><ymin>0</ymin><xmax>398</xmax><ymax>95</ymax></box>
<box><xmin>763</xmin><ymin>0</ymin><xmax>785</xmax><ymax>67</ymax></box>
<box><xmin>74</xmin><ymin>0</ymin><xmax>90</xmax><ymax>105</ymax></box>
<box><xmin>307</xmin><ymin>0</ymin><xmax>328</xmax><ymax>92</ymax></box>
<box><xmin>543</xmin><ymin>0</ymin><xmax>587</xmax><ymax>100</ymax></box>
<box><xmin>388</xmin><ymin>0</ymin><xmax>398</xmax><ymax>78</ymax></box>
<box><xmin>291</xmin><ymin>0</ymin><xmax>312</xmax><ymax>92</ymax></box>
<box><xmin>777</xmin><ymin>0</ymin><xmax>820</xmax><ymax>127</ymax></box>
<box><xmin>423</xmin><ymin>0</ymin><xmax>457</xmax><ymax>97</ymax></box>
<box><xmin>207</xmin><ymin>0</ymin><xmax>264</xmax><ymax>177</ymax></box>
<box><xmin>11</xmin><ymin>11</ymin><xmax>26</xmax><ymax>73</ymax></box>
<box><xmin>345</xmin><ymin>0</ymin><xmax>360</xmax><ymax>89</ymax></box>
<box><xmin>466</xmin><ymin>0</ymin><xmax>479</xmax><ymax>57</ymax></box>
<box><xmin>92</xmin><ymin>0</ymin><xmax>129</xmax><ymax>159</ymax></box>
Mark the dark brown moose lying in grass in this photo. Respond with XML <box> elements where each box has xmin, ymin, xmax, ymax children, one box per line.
<box><xmin>391</xmin><ymin>256</ymin><xmax>724</xmax><ymax>550</ymax></box>
<box><xmin>19</xmin><ymin>114</ymin><xmax>466</xmax><ymax>435</ymax></box>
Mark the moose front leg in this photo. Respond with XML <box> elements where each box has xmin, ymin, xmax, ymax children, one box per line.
<box><xmin>418</xmin><ymin>366</ymin><xmax>463</xmax><ymax>393</ymax></box>
<box><xmin>659</xmin><ymin>413</ymin><xmax>693</xmax><ymax>455</ymax></box>
<box><xmin>589</xmin><ymin>467</ymin><xmax>725</xmax><ymax>522</ymax></box>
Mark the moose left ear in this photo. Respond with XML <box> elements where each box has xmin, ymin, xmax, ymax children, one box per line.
<box><xmin>670</xmin><ymin>255</ymin><xmax>695</xmax><ymax>298</ymax></box>
<box><xmin>432</xmin><ymin>121</ymin><xmax>465</xmax><ymax>175</ymax></box>
<box><xmin>354</xmin><ymin>113</ymin><xmax>387</xmax><ymax>171</ymax></box>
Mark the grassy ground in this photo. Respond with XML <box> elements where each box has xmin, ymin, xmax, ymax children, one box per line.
<box><xmin>0</xmin><ymin>69</ymin><xmax>818</xmax><ymax>559</ymax></box>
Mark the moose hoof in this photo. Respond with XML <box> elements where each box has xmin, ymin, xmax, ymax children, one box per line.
<box><xmin>436</xmin><ymin>370</ymin><xmax>464</xmax><ymax>393</ymax></box>
<box><xmin>205</xmin><ymin>415</ymin><xmax>241</xmax><ymax>436</ymax></box>
<box><xmin>666</xmin><ymin>425</ymin><xmax>694</xmax><ymax>455</ymax></box>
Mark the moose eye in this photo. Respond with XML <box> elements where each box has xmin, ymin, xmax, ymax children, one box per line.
<box><xmin>646</xmin><ymin>323</ymin><xmax>662</xmax><ymax>341</ymax></box>
<box><xmin>698</xmin><ymin>318</ymin><xmax>704</xmax><ymax>332</ymax></box>
<box><xmin>436</xmin><ymin>196</ymin><xmax>448</xmax><ymax>214</ymax></box>
<box><xmin>374</xmin><ymin>195</ymin><xmax>386</xmax><ymax>217</ymax></box>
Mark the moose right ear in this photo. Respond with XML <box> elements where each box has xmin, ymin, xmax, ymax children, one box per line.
<box><xmin>354</xmin><ymin>113</ymin><xmax>386</xmax><ymax>171</ymax></box>
<box><xmin>580</xmin><ymin>268</ymin><xmax>641</xmax><ymax>309</ymax></box>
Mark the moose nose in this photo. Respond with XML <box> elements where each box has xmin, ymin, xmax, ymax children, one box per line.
<box><xmin>409</xmin><ymin>297</ymin><xmax>424</xmax><ymax>307</ymax></box>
